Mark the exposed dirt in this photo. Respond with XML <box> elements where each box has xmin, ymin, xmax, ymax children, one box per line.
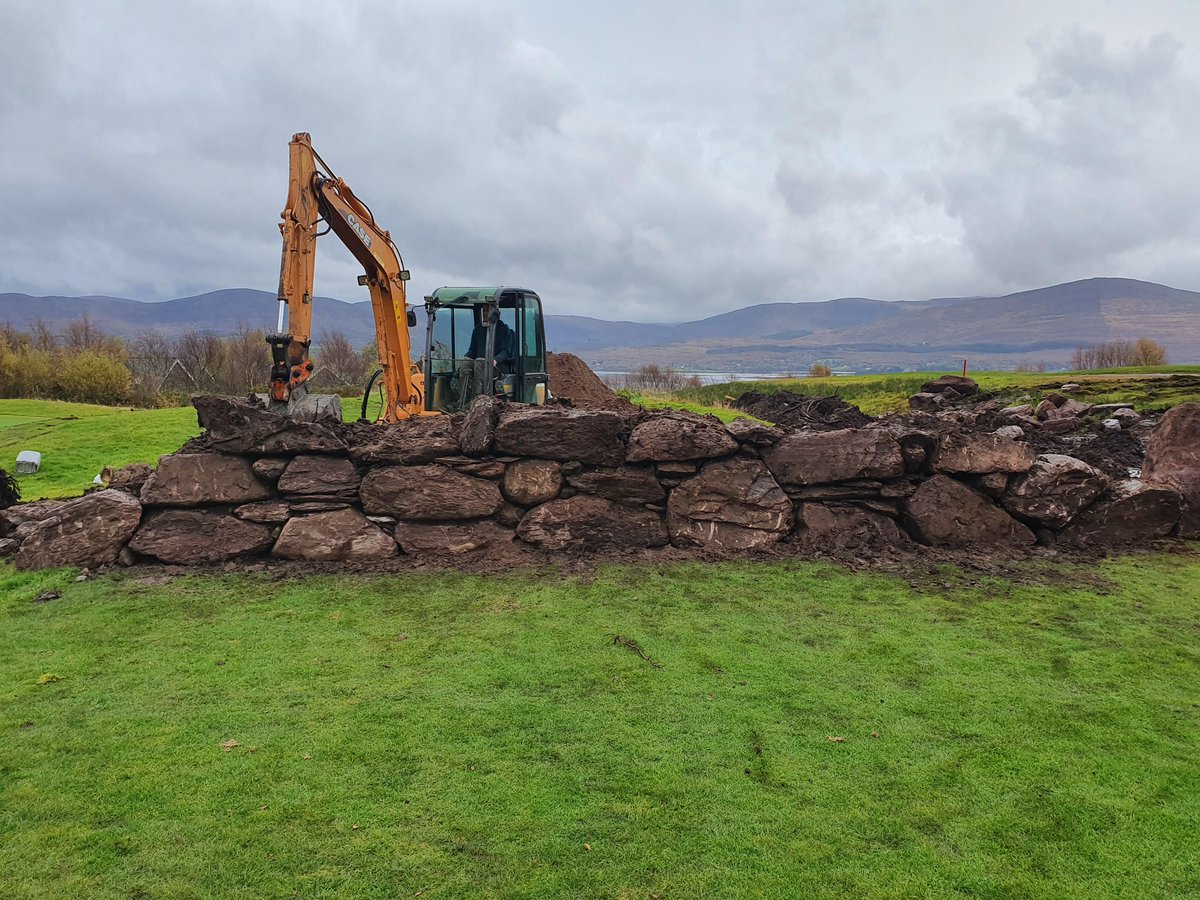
<box><xmin>547</xmin><ymin>352</ymin><xmax>634</xmax><ymax>411</ymax></box>
<box><xmin>99</xmin><ymin>534</ymin><xmax>1193</xmax><ymax>595</ymax></box>
<box><xmin>1026</xmin><ymin>426</ymin><xmax>1147</xmax><ymax>480</ymax></box>
<box><xmin>733</xmin><ymin>391</ymin><xmax>874</xmax><ymax>431</ymax></box>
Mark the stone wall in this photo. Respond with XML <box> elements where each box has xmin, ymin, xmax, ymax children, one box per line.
<box><xmin>3</xmin><ymin>396</ymin><xmax>1198</xmax><ymax>571</ymax></box>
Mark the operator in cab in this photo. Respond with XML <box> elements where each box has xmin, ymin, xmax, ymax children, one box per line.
<box><xmin>457</xmin><ymin>317</ymin><xmax>516</xmax><ymax>409</ymax></box>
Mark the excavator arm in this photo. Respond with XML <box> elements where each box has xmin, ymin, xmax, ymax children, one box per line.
<box><xmin>272</xmin><ymin>132</ymin><xmax>426</xmax><ymax>421</ymax></box>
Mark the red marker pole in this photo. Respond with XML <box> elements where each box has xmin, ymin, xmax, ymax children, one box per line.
<box><xmin>962</xmin><ymin>359</ymin><xmax>968</xmax><ymax>377</ymax></box>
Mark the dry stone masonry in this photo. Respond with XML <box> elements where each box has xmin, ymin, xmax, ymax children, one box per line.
<box><xmin>2</xmin><ymin>394</ymin><xmax>1198</xmax><ymax>571</ymax></box>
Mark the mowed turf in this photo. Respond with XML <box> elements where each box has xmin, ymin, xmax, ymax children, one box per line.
<box><xmin>0</xmin><ymin>400</ymin><xmax>199</xmax><ymax>500</ymax></box>
<box><xmin>1</xmin><ymin>556</ymin><xmax>1198</xmax><ymax>898</ymax></box>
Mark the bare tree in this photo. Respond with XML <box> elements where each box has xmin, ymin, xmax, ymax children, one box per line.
<box><xmin>313</xmin><ymin>330</ymin><xmax>368</xmax><ymax>388</ymax></box>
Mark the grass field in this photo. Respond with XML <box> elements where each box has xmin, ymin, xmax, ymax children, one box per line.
<box><xmin>678</xmin><ymin>366</ymin><xmax>1200</xmax><ymax>416</ymax></box>
<box><xmin>0</xmin><ymin>400</ymin><xmax>199</xmax><ymax>501</ymax></box>
<box><xmin>2</xmin><ymin>555</ymin><xmax>1199</xmax><ymax>898</ymax></box>
<box><xmin>1</xmin><ymin>392</ymin><xmax>1199</xmax><ymax>896</ymax></box>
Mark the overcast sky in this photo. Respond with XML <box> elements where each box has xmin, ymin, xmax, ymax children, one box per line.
<box><xmin>3</xmin><ymin>0</ymin><xmax>1200</xmax><ymax>322</ymax></box>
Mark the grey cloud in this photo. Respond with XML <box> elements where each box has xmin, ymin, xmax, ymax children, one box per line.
<box><xmin>2</xmin><ymin>3</ymin><xmax>1200</xmax><ymax>324</ymax></box>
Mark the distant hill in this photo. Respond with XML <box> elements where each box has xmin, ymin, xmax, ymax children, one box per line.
<box><xmin>2</xmin><ymin>277</ymin><xmax>1197</xmax><ymax>371</ymax></box>
<box><xmin>0</xmin><ymin>289</ymin><xmax>382</xmax><ymax>347</ymax></box>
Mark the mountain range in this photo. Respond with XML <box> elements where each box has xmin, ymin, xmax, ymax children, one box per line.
<box><xmin>1</xmin><ymin>277</ymin><xmax>1196</xmax><ymax>372</ymax></box>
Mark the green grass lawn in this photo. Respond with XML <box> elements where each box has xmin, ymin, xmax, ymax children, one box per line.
<box><xmin>0</xmin><ymin>400</ymin><xmax>199</xmax><ymax>501</ymax></box>
<box><xmin>1</xmin><ymin>555</ymin><xmax>1198</xmax><ymax>898</ymax></box>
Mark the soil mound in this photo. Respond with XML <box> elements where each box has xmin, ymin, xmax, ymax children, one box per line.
<box><xmin>547</xmin><ymin>352</ymin><xmax>632</xmax><ymax>411</ymax></box>
<box><xmin>734</xmin><ymin>390</ymin><xmax>873</xmax><ymax>431</ymax></box>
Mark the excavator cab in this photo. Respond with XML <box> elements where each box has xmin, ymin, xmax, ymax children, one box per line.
<box><xmin>422</xmin><ymin>286</ymin><xmax>549</xmax><ymax>413</ymax></box>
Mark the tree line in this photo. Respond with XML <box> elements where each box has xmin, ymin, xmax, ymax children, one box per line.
<box><xmin>1070</xmin><ymin>338</ymin><xmax>1169</xmax><ymax>370</ymax></box>
<box><xmin>0</xmin><ymin>315</ymin><xmax>376</xmax><ymax>406</ymax></box>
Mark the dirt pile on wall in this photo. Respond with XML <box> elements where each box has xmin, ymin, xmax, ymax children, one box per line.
<box><xmin>546</xmin><ymin>352</ymin><xmax>633</xmax><ymax>411</ymax></box>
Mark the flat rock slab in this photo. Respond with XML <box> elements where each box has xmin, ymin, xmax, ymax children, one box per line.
<box><xmin>141</xmin><ymin>453</ymin><xmax>271</xmax><ymax>507</ymax></box>
<box><xmin>234</xmin><ymin>501</ymin><xmax>291</xmax><ymax>524</ymax></box>
<box><xmin>517</xmin><ymin>496</ymin><xmax>668</xmax><ymax>551</ymax></box>
<box><xmin>1143</xmin><ymin>402</ymin><xmax>1200</xmax><ymax>536</ymax></box>
<box><xmin>793</xmin><ymin>502</ymin><xmax>908</xmax><ymax>549</ymax></box>
<box><xmin>129</xmin><ymin>508</ymin><xmax>274</xmax><ymax>564</ymax></box>
<box><xmin>763</xmin><ymin>428</ymin><xmax>905</xmax><ymax>486</ymax></box>
<box><xmin>348</xmin><ymin>416</ymin><xmax>461</xmax><ymax>465</ymax></box>
<box><xmin>272</xmin><ymin>508</ymin><xmax>395</xmax><ymax>561</ymax></box>
<box><xmin>667</xmin><ymin>458</ymin><xmax>792</xmax><ymax>550</ymax></box>
<box><xmin>359</xmin><ymin>464</ymin><xmax>503</xmax><ymax>520</ymax></box>
<box><xmin>1002</xmin><ymin>454</ymin><xmax>1109</xmax><ymax>529</ymax></box>
<box><xmin>1060</xmin><ymin>481</ymin><xmax>1182</xmax><ymax>546</ymax></box>
<box><xmin>626</xmin><ymin>412</ymin><xmax>738</xmax><ymax>463</ymax></box>
<box><xmin>0</xmin><ymin>499</ymin><xmax>68</xmax><ymax>536</ymax></box>
<box><xmin>905</xmin><ymin>474</ymin><xmax>1035</xmax><ymax>547</ymax></box>
<box><xmin>567</xmin><ymin>465</ymin><xmax>665</xmax><ymax>507</ymax></box>
<box><xmin>502</xmin><ymin>459</ymin><xmax>563</xmax><ymax>506</ymax></box>
<box><xmin>16</xmin><ymin>490</ymin><xmax>142</xmax><ymax>571</ymax></box>
<box><xmin>494</xmin><ymin>407</ymin><xmax>626</xmax><ymax>466</ymax></box>
<box><xmin>277</xmin><ymin>455</ymin><xmax>361</xmax><ymax>499</ymax></box>
<box><xmin>725</xmin><ymin>418</ymin><xmax>783</xmax><ymax>447</ymax></box>
<box><xmin>934</xmin><ymin>433</ymin><xmax>1036</xmax><ymax>475</ymax></box>
<box><xmin>193</xmin><ymin>396</ymin><xmax>347</xmax><ymax>455</ymax></box>
<box><xmin>394</xmin><ymin>520</ymin><xmax>510</xmax><ymax>554</ymax></box>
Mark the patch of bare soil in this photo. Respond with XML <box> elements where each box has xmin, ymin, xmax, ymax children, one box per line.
<box><xmin>547</xmin><ymin>352</ymin><xmax>634</xmax><ymax>411</ymax></box>
<box><xmin>1026</xmin><ymin>427</ymin><xmax>1146</xmax><ymax>480</ymax></box>
<box><xmin>733</xmin><ymin>391</ymin><xmax>874</xmax><ymax>430</ymax></box>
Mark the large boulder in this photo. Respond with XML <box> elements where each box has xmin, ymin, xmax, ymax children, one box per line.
<box><xmin>904</xmin><ymin>475</ymin><xmax>1035</xmax><ymax>547</ymax></box>
<box><xmin>348</xmin><ymin>416</ymin><xmax>461</xmax><ymax>465</ymax></box>
<box><xmin>460</xmin><ymin>395</ymin><xmax>500</xmax><ymax>456</ymax></box>
<box><xmin>1059</xmin><ymin>481</ymin><xmax>1183</xmax><ymax>546</ymax></box>
<box><xmin>393</xmin><ymin>520</ymin><xmax>511</xmax><ymax>554</ymax></box>
<box><xmin>1044</xmin><ymin>398</ymin><xmax>1092</xmax><ymax>421</ymax></box>
<box><xmin>1143</xmin><ymin>403</ymin><xmax>1200</xmax><ymax>536</ymax></box>
<box><xmin>140</xmin><ymin>453</ymin><xmax>271</xmax><ymax>507</ymax></box>
<box><xmin>762</xmin><ymin>428</ymin><xmax>905</xmax><ymax>486</ymax></box>
<box><xmin>516</xmin><ymin>496</ymin><xmax>668</xmax><ymax>551</ymax></box>
<box><xmin>15</xmin><ymin>490</ymin><xmax>142</xmax><ymax>571</ymax></box>
<box><xmin>793</xmin><ymin>503</ymin><xmax>908</xmax><ymax>549</ymax></box>
<box><xmin>934</xmin><ymin>433</ymin><xmax>1036</xmax><ymax>475</ymax></box>
<box><xmin>276</xmin><ymin>455</ymin><xmax>361</xmax><ymax>500</ymax></box>
<box><xmin>666</xmin><ymin>458</ymin><xmax>792</xmax><ymax>550</ymax></box>
<box><xmin>193</xmin><ymin>395</ymin><xmax>347</xmax><ymax>455</ymax></box>
<box><xmin>626</xmin><ymin>412</ymin><xmax>738</xmax><ymax>463</ymax></box>
<box><xmin>502</xmin><ymin>459</ymin><xmax>563</xmax><ymax>506</ymax></box>
<box><xmin>271</xmin><ymin>508</ymin><xmax>395</xmax><ymax>561</ymax></box>
<box><xmin>1001</xmin><ymin>454</ymin><xmax>1109</xmax><ymax>528</ymax></box>
<box><xmin>129</xmin><ymin>509</ymin><xmax>274</xmax><ymax>564</ymax></box>
<box><xmin>567</xmin><ymin>466</ymin><xmax>665</xmax><ymax>506</ymax></box>
<box><xmin>359</xmin><ymin>464</ymin><xmax>503</xmax><ymax>520</ymax></box>
<box><xmin>494</xmin><ymin>407</ymin><xmax>625</xmax><ymax>466</ymax></box>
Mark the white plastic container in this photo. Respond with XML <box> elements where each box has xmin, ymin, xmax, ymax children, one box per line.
<box><xmin>15</xmin><ymin>450</ymin><xmax>41</xmax><ymax>474</ymax></box>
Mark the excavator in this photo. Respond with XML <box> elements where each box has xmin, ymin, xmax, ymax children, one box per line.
<box><xmin>270</xmin><ymin>132</ymin><xmax>550</xmax><ymax>422</ymax></box>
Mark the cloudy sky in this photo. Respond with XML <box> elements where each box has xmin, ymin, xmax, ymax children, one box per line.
<box><xmin>3</xmin><ymin>0</ymin><xmax>1200</xmax><ymax>322</ymax></box>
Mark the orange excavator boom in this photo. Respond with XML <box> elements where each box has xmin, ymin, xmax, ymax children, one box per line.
<box><xmin>271</xmin><ymin>132</ymin><xmax>428</xmax><ymax>421</ymax></box>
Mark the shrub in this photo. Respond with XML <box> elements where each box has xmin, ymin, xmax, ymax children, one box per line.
<box><xmin>55</xmin><ymin>351</ymin><xmax>132</xmax><ymax>405</ymax></box>
<box><xmin>808</xmin><ymin>363</ymin><xmax>833</xmax><ymax>378</ymax></box>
